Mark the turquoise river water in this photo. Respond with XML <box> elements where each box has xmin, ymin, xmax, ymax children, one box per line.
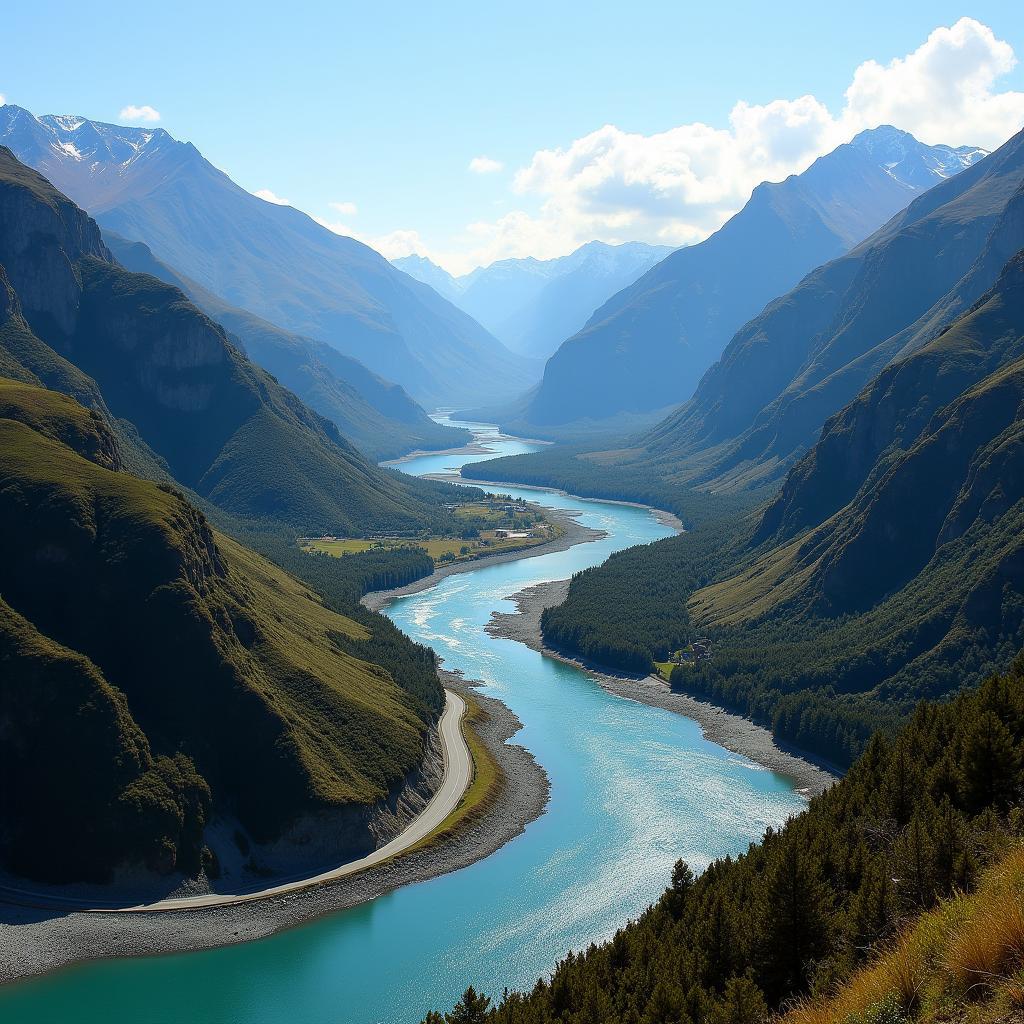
<box><xmin>0</xmin><ymin>420</ymin><xmax>807</xmax><ymax>1023</ymax></box>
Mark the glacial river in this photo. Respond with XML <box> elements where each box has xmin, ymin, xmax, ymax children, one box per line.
<box><xmin>0</xmin><ymin>420</ymin><xmax>806</xmax><ymax>1023</ymax></box>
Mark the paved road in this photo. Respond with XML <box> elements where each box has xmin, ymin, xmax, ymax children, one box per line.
<box><xmin>0</xmin><ymin>689</ymin><xmax>471</xmax><ymax>913</ymax></box>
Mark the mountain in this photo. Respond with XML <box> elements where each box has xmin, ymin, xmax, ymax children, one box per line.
<box><xmin>0</xmin><ymin>145</ymin><xmax>463</xmax><ymax>535</ymax></box>
<box><xmin>106</xmin><ymin>234</ymin><xmax>469</xmax><ymax>461</ymax></box>
<box><xmin>466</xmin><ymin>127</ymin><xmax>1023</xmax><ymax>508</ymax></box>
<box><xmin>537</xmin><ymin>244</ymin><xmax>1024</xmax><ymax>773</ymax></box>
<box><xmin>396</xmin><ymin>241</ymin><xmax>675</xmax><ymax>361</ymax></box>
<box><xmin>0</xmin><ymin>376</ymin><xmax>442</xmax><ymax>883</ymax></box>
<box><xmin>0</xmin><ymin>105</ymin><xmax>537</xmax><ymax>409</ymax></box>
<box><xmin>520</xmin><ymin>126</ymin><xmax>985</xmax><ymax>429</ymax></box>
<box><xmin>391</xmin><ymin>254</ymin><xmax>463</xmax><ymax>303</ymax></box>
<box><xmin>641</xmin><ymin>124</ymin><xmax>1024</xmax><ymax>493</ymax></box>
<box><xmin>689</xmin><ymin>248</ymin><xmax>1024</xmax><ymax>688</ymax></box>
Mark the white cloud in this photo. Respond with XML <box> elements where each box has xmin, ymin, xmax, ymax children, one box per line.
<box><xmin>469</xmin><ymin>155</ymin><xmax>503</xmax><ymax>174</ymax></box>
<box><xmin>441</xmin><ymin>17</ymin><xmax>1024</xmax><ymax>270</ymax></box>
<box><xmin>840</xmin><ymin>18</ymin><xmax>1024</xmax><ymax>146</ymax></box>
<box><xmin>314</xmin><ymin>215</ymin><xmax>430</xmax><ymax>262</ymax></box>
<box><xmin>0</xmin><ymin>94</ymin><xmax>6</xmax><ymax>107</ymax></box>
<box><xmin>254</xmin><ymin>188</ymin><xmax>291</xmax><ymax>206</ymax></box>
<box><xmin>119</xmin><ymin>104</ymin><xmax>161</xmax><ymax>123</ymax></box>
<box><xmin>329</xmin><ymin>200</ymin><xmax>358</xmax><ymax>216</ymax></box>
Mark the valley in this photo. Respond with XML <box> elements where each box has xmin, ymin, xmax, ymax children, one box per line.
<box><xmin>0</xmin><ymin>422</ymin><xmax>817</xmax><ymax>1020</ymax></box>
<box><xmin>3</xmin><ymin>15</ymin><xmax>1024</xmax><ymax>1023</ymax></box>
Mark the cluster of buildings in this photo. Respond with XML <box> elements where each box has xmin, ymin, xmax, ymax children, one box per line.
<box><xmin>670</xmin><ymin>638</ymin><xmax>713</xmax><ymax>666</ymax></box>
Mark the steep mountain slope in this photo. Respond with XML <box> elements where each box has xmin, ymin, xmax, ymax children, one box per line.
<box><xmin>469</xmin><ymin>127</ymin><xmax>1023</xmax><ymax>504</ymax></box>
<box><xmin>106</xmin><ymin>235</ymin><xmax>469</xmax><ymax>461</ymax></box>
<box><xmin>522</xmin><ymin>127</ymin><xmax>984</xmax><ymax>428</ymax></box>
<box><xmin>397</xmin><ymin>241</ymin><xmax>674</xmax><ymax>360</ymax></box>
<box><xmin>0</xmin><ymin>105</ymin><xmax>535</xmax><ymax>408</ymax></box>
<box><xmin>539</xmin><ymin>247</ymin><xmax>1024</xmax><ymax>769</ymax></box>
<box><xmin>0</xmin><ymin>145</ymin><xmax>460</xmax><ymax>535</ymax></box>
<box><xmin>0</xmin><ymin>378</ymin><xmax>442</xmax><ymax>883</ymax></box>
<box><xmin>391</xmin><ymin>254</ymin><xmax>463</xmax><ymax>303</ymax></box>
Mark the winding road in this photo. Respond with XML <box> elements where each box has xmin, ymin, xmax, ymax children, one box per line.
<box><xmin>0</xmin><ymin>689</ymin><xmax>471</xmax><ymax>913</ymax></box>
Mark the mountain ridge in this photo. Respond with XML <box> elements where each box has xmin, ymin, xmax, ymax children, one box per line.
<box><xmin>0</xmin><ymin>145</ymin><xmax>466</xmax><ymax>536</ymax></box>
<box><xmin>0</xmin><ymin>105</ymin><xmax>536</xmax><ymax>409</ymax></box>
<box><xmin>394</xmin><ymin>239</ymin><xmax>674</xmax><ymax>360</ymax></box>
<box><xmin>105</xmin><ymin>234</ymin><xmax>470</xmax><ymax>461</ymax></box>
<box><xmin>519</xmin><ymin>125</ymin><xmax>986</xmax><ymax>430</ymax></box>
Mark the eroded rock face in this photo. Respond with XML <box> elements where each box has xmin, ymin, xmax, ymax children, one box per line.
<box><xmin>0</xmin><ymin>159</ymin><xmax>109</xmax><ymax>337</ymax></box>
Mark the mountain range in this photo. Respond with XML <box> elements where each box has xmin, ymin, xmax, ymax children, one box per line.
<box><xmin>0</xmin><ymin>105</ymin><xmax>537</xmax><ymax>410</ymax></box>
<box><xmin>494</xmin><ymin>125</ymin><xmax>1024</xmax><ymax>775</ymax></box>
<box><xmin>0</xmin><ymin>145</ymin><xmax>483</xmax><ymax>885</ymax></box>
<box><xmin>394</xmin><ymin>240</ymin><xmax>674</xmax><ymax>360</ymax></box>
<box><xmin>513</xmin><ymin>126</ymin><xmax>986</xmax><ymax>433</ymax></box>
<box><xmin>468</xmin><ymin>126</ymin><xmax>1017</xmax><ymax>504</ymax></box>
<box><xmin>105</xmin><ymin>234</ymin><xmax>468</xmax><ymax>461</ymax></box>
<box><xmin>0</xmin><ymin>146</ymin><xmax>464</xmax><ymax>536</ymax></box>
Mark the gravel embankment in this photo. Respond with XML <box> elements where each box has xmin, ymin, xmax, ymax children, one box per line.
<box><xmin>486</xmin><ymin>579</ymin><xmax>837</xmax><ymax>797</ymax></box>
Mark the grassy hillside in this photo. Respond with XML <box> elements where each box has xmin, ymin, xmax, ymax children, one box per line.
<box><xmin>0</xmin><ymin>378</ymin><xmax>443</xmax><ymax>883</ymax></box>
<box><xmin>425</xmin><ymin>656</ymin><xmax>1024</xmax><ymax>1023</ymax></box>
<box><xmin>786</xmin><ymin>846</ymin><xmax>1024</xmax><ymax>1024</ymax></box>
<box><xmin>0</xmin><ymin>144</ymin><xmax>470</xmax><ymax>536</ymax></box>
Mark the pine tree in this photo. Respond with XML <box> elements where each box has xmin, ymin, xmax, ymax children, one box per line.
<box><xmin>666</xmin><ymin>859</ymin><xmax>695</xmax><ymax>919</ymax></box>
<box><xmin>710</xmin><ymin>975</ymin><xmax>769</xmax><ymax>1024</ymax></box>
<box><xmin>757</xmin><ymin>843</ymin><xmax>830</xmax><ymax>1000</ymax></box>
<box><xmin>445</xmin><ymin>987</ymin><xmax>492</xmax><ymax>1024</ymax></box>
<box><xmin>961</xmin><ymin>710</ymin><xmax>1021</xmax><ymax>812</ymax></box>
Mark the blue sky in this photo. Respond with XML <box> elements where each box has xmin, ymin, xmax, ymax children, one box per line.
<box><xmin>3</xmin><ymin>2</ymin><xmax>1023</xmax><ymax>272</ymax></box>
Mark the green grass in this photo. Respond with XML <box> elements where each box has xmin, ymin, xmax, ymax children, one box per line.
<box><xmin>0</xmin><ymin>383</ymin><xmax>446</xmax><ymax>882</ymax></box>
<box><xmin>303</xmin><ymin>519</ymin><xmax>562</xmax><ymax>564</ymax></box>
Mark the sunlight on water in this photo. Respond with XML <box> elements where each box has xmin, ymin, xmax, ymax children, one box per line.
<box><xmin>0</xmin><ymin>419</ymin><xmax>806</xmax><ymax>1024</ymax></box>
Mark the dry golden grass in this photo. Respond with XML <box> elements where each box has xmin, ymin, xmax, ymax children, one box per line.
<box><xmin>944</xmin><ymin>859</ymin><xmax>1024</xmax><ymax>994</ymax></box>
<box><xmin>783</xmin><ymin>846</ymin><xmax>1024</xmax><ymax>1024</ymax></box>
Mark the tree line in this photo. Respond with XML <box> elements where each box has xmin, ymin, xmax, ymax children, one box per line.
<box><xmin>424</xmin><ymin>655</ymin><xmax>1024</xmax><ymax>1024</ymax></box>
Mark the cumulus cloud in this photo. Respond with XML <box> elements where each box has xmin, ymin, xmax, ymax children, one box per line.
<box><xmin>329</xmin><ymin>200</ymin><xmax>358</xmax><ymax>215</ymax></box>
<box><xmin>469</xmin><ymin>156</ymin><xmax>503</xmax><ymax>174</ymax></box>
<box><xmin>841</xmin><ymin>18</ymin><xmax>1023</xmax><ymax>145</ymax></box>
<box><xmin>254</xmin><ymin>188</ymin><xmax>291</xmax><ymax>206</ymax></box>
<box><xmin>0</xmin><ymin>94</ymin><xmax>6</xmax><ymax>107</ymax></box>
<box><xmin>119</xmin><ymin>104</ymin><xmax>161</xmax><ymax>123</ymax></box>
<box><xmin>314</xmin><ymin>214</ymin><xmax>431</xmax><ymax>262</ymax></box>
<box><xmin>445</xmin><ymin>17</ymin><xmax>1024</xmax><ymax>269</ymax></box>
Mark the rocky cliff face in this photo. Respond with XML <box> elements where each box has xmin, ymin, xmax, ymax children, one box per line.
<box><xmin>0</xmin><ymin>146</ymin><xmax>463</xmax><ymax>535</ymax></box>
<box><xmin>0</xmin><ymin>145</ymin><xmax>109</xmax><ymax>336</ymax></box>
<box><xmin>759</xmin><ymin>248</ymin><xmax>1024</xmax><ymax>545</ymax></box>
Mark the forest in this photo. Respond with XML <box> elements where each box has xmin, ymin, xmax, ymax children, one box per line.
<box><xmin>425</xmin><ymin>655</ymin><xmax>1024</xmax><ymax>1024</ymax></box>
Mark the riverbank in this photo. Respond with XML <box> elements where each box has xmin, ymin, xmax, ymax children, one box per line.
<box><xmin>362</xmin><ymin>503</ymin><xmax>607</xmax><ymax>612</ymax></box>
<box><xmin>486</xmin><ymin>578</ymin><xmax>837</xmax><ymax>797</ymax></box>
<box><xmin>381</xmin><ymin>429</ymin><xmax>552</xmax><ymax>468</ymax></box>
<box><xmin>441</xmin><ymin>473</ymin><xmax>685</xmax><ymax>534</ymax></box>
<box><xmin>0</xmin><ymin>682</ymin><xmax>549</xmax><ymax>985</ymax></box>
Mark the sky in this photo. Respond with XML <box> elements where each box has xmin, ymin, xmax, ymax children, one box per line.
<box><xmin>3</xmin><ymin>2</ymin><xmax>1024</xmax><ymax>274</ymax></box>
